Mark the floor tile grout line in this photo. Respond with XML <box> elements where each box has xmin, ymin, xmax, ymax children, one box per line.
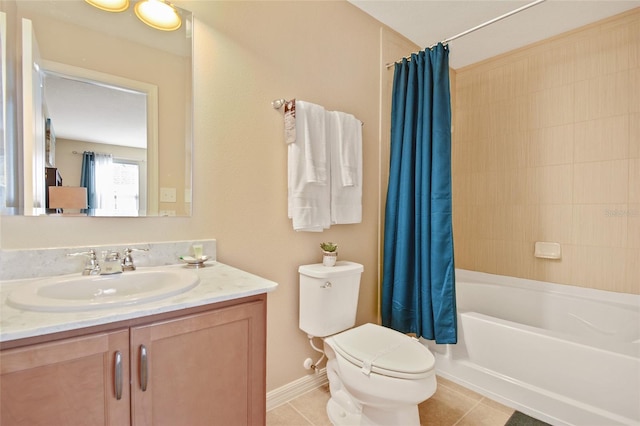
<box><xmin>288</xmin><ymin>401</ymin><xmax>319</xmax><ymax>426</ymax></box>
<box><xmin>452</xmin><ymin>398</ymin><xmax>484</xmax><ymax>426</ymax></box>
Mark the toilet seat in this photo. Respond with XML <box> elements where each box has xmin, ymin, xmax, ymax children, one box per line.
<box><xmin>330</xmin><ymin>323</ymin><xmax>435</xmax><ymax>380</ymax></box>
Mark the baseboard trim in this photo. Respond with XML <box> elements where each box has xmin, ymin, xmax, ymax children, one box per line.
<box><xmin>266</xmin><ymin>368</ymin><xmax>328</xmax><ymax>411</ymax></box>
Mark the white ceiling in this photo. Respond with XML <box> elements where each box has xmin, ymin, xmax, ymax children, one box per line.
<box><xmin>44</xmin><ymin>74</ymin><xmax>148</xmax><ymax>149</ymax></box>
<box><xmin>348</xmin><ymin>0</ymin><xmax>640</xmax><ymax>69</ymax></box>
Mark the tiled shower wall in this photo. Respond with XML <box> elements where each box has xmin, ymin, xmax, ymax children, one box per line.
<box><xmin>452</xmin><ymin>8</ymin><xmax>639</xmax><ymax>294</ymax></box>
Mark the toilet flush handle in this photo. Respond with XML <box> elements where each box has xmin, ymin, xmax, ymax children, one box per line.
<box><xmin>321</xmin><ymin>281</ymin><xmax>332</xmax><ymax>288</ymax></box>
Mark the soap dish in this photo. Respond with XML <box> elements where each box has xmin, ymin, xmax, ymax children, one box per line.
<box><xmin>180</xmin><ymin>255</ymin><xmax>210</xmax><ymax>268</ymax></box>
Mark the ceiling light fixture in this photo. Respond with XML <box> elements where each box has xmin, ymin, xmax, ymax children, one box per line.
<box><xmin>134</xmin><ymin>0</ymin><xmax>182</xmax><ymax>32</ymax></box>
<box><xmin>85</xmin><ymin>0</ymin><xmax>129</xmax><ymax>13</ymax></box>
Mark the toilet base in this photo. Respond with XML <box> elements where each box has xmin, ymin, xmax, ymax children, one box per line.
<box><xmin>326</xmin><ymin>397</ymin><xmax>361</xmax><ymax>426</ymax></box>
<box><xmin>326</xmin><ymin>396</ymin><xmax>421</xmax><ymax>426</ymax></box>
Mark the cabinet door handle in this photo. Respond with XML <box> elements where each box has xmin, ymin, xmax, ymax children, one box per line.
<box><xmin>140</xmin><ymin>345</ymin><xmax>148</xmax><ymax>392</ymax></box>
<box><xmin>114</xmin><ymin>351</ymin><xmax>123</xmax><ymax>400</ymax></box>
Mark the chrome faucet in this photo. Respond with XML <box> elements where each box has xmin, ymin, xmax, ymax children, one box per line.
<box><xmin>122</xmin><ymin>247</ymin><xmax>149</xmax><ymax>271</ymax></box>
<box><xmin>67</xmin><ymin>249</ymin><xmax>101</xmax><ymax>275</ymax></box>
<box><xmin>101</xmin><ymin>251</ymin><xmax>123</xmax><ymax>275</ymax></box>
<box><xmin>69</xmin><ymin>247</ymin><xmax>149</xmax><ymax>275</ymax></box>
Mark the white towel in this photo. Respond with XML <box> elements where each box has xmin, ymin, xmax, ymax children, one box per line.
<box><xmin>298</xmin><ymin>101</ymin><xmax>328</xmax><ymax>184</ymax></box>
<box><xmin>288</xmin><ymin>101</ymin><xmax>331</xmax><ymax>231</ymax></box>
<box><xmin>327</xmin><ymin>111</ymin><xmax>362</xmax><ymax>225</ymax></box>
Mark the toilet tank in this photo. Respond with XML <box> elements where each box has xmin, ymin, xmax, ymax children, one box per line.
<box><xmin>299</xmin><ymin>261</ymin><xmax>364</xmax><ymax>337</ymax></box>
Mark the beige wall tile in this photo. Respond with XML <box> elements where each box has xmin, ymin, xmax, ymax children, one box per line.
<box><xmin>454</xmin><ymin>10</ymin><xmax>639</xmax><ymax>294</ymax></box>
<box><xmin>495</xmin><ymin>240</ymin><xmax>535</xmax><ymax>279</ymax></box>
<box><xmin>630</xmin><ymin>18</ymin><xmax>639</xmax><ymax>68</ymax></box>
<box><xmin>470</xmin><ymin>137</ymin><xmax>498</xmax><ymax>173</ymax></box>
<box><xmin>495</xmin><ymin>130</ymin><xmax>529</xmax><ymax>170</ymax></box>
<box><xmin>573</xmin><ymin>160</ymin><xmax>629</xmax><ymax>204</ymax></box>
<box><xmin>631</xmin><ymin>67</ymin><xmax>640</xmax><ymax>113</ymax></box>
<box><xmin>529</xmin><ymin>124</ymin><xmax>574</xmax><ymax>167</ymax></box>
<box><xmin>530</xmin><ymin>84</ymin><xmax>574</xmax><ymax>128</ymax></box>
<box><xmin>575</xmin><ymin>23</ymin><xmax>630</xmax><ymax>81</ymax></box>
<box><xmin>574</xmin><ymin>115</ymin><xmax>629</xmax><ymax>163</ymax></box>
<box><xmin>468</xmin><ymin>172</ymin><xmax>498</xmax><ymax>206</ymax></box>
<box><xmin>574</xmin><ymin>71</ymin><xmax>630</xmax><ymax>122</ymax></box>
<box><xmin>496</xmin><ymin>169</ymin><xmax>528</xmax><ymax>205</ymax></box>
<box><xmin>573</xmin><ymin>204</ymin><xmax>629</xmax><ymax>247</ymax></box>
<box><xmin>490</xmin><ymin>97</ymin><xmax>530</xmax><ymax>136</ymax></box>
<box><xmin>455</xmin><ymin>107</ymin><xmax>491</xmax><ymax>141</ymax></box>
<box><xmin>533</xmin><ymin>244</ymin><xmax>573</xmax><ymax>285</ymax></box>
<box><xmin>630</xmin><ymin>158</ymin><xmax>640</xmax><ymax>203</ymax></box>
<box><xmin>571</xmin><ymin>246</ymin><xmax>627</xmax><ymax>291</ymax></box>
<box><xmin>452</xmin><ymin>173</ymin><xmax>469</xmax><ymax>208</ymax></box>
<box><xmin>530</xmin><ymin>204</ymin><xmax>573</xmax><ymax>244</ymax></box>
<box><xmin>452</xmin><ymin>139</ymin><xmax>472</xmax><ymax>174</ymax></box>
<box><xmin>458</xmin><ymin>205</ymin><xmax>495</xmax><ymax>240</ymax></box>
<box><xmin>527</xmin><ymin>164</ymin><xmax>573</xmax><ymax>205</ymax></box>
<box><xmin>631</xmin><ymin>113</ymin><xmax>640</xmax><ymax>158</ymax></box>
<box><xmin>628</xmin><ymin>204</ymin><xmax>640</xmax><ymax>249</ymax></box>
<box><xmin>494</xmin><ymin>205</ymin><xmax>529</xmax><ymax>242</ymax></box>
<box><xmin>528</xmin><ymin>40</ymin><xmax>575</xmax><ymax>91</ymax></box>
<box><xmin>454</xmin><ymin>239</ymin><xmax>498</xmax><ymax>274</ymax></box>
<box><xmin>625</xmin><ymin>249</ymin><xmax>640</xmax><ymax>294</ymax></box>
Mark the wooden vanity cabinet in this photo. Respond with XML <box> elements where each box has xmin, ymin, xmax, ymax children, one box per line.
<box><xmin>0</xmin><ymin>330</ymin><xmax>130</xmax><ymax>425</ymax></box>
<box><xmin>0</xmin><ymin>295</ymin><xmax>267</xmax><ymax>426</ymax></box>
<box><xmin>131</xmin><ymin>297</ymin><xmax>266</xmax><ymax>425</ymax></box>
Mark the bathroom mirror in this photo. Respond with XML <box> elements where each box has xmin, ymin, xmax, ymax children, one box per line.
<box><xmin>0</xmin><ymin>0</ymin><xmax>193</xmax><ymax>217</ymax></box>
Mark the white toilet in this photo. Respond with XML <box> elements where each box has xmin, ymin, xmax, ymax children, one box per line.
<box><xmin>299</xmin><ymin>261</ymin><xmax>437</xmax><ymax>426</ymax></box>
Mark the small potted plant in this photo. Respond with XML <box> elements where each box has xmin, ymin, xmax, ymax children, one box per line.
<box><xmin>320</xmin><ymin>242</ymin><xmax>338</xmax><ymax>267</ymax></box>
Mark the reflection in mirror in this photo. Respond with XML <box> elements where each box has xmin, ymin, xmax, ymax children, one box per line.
<box><xmin>42</xmin><ymin>62</ymin><xmax>156</xmax><ymax>216</ymax></box>
<box><xmin>0</xmin><ymin>0</ymin><xmax>193</xmax><ymax>217</ymax></box>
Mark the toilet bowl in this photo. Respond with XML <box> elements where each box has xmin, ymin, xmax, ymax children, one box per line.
<box><xmin>324</xmin><ymin>323</ymin><xmax>436</xmax><ymax>425</ymax></box>
<box><xmin>298</xmin><ymin>262</ymin><xmax>437</xmax><ymax>426</ymax></box>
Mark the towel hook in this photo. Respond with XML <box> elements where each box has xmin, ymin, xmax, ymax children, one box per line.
<box><xmin>271</xmin><ymin>98</ymin><xmax>287</xmax><ymax>109</ymax></box>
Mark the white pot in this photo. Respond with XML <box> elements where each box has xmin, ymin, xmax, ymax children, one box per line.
<box><xmin>322</xmin><ymin>252</ymin><xmax>337</xmax><ymax>267</ymax></box>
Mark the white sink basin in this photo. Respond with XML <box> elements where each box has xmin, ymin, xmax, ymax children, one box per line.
<box><xmin>7</xmin><ymin>268</ymin><xmax>200</xmax><ymax>312</ymax></box>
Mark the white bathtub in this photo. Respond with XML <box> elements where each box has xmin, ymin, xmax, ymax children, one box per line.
<box><xmin>424</xmin><ymin>269</ymin><xmax>640</xmax><ymax>426</ymax></box>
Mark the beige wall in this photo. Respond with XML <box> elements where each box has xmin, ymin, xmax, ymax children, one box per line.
<box><xmin>452</xmin><ymin>9</ymin><xmax>640</xmax><ymax>294</ymax></box>
<box><xmin>0</xmin><ymin>1</ymin><xmax>396</xmax><ymax>391</ymax></box>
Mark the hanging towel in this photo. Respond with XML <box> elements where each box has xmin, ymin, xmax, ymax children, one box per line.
<box><xmin>287</xmin><ymin>101</ymin><xmax>331</xmax><ymax>231</ymax></box>
<box><xmin>327</xmin><ymin>110</ymin><xmax>362</xmax><ymax>225</ymax></box>
<box><xmin>298</xmin><ymin>101</ymin><xmax>328</xmax><ymax>184</ymax></box>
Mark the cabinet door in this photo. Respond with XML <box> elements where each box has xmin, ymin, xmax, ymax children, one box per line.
<box><xmin>0</xmin><ymin>330</ymin><xmax>130</xmax><ymax>426</ymax></box>
<box><xmin>131</xmin><ymin>299</ymin><xmax>266</xmax><ymax>426</ymax></box>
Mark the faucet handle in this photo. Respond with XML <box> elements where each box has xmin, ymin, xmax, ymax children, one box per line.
<box><xmin>67</xmin><ymin>249</ymin><xmax>100</xmax><ymax>275</ymax></box>
<box><xmin>67</xmin><ymin>249</ymin><xmax>96</xmax><ymax>258</ymax></box>
<box><xmin>122</xmin><ymin>247</ymin><xmax>149</xmax><ymax>271</ymax></box>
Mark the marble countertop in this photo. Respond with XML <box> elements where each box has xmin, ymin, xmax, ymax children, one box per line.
<box><xmin>0</xmin><ymin>262</ymin><xmax>278</xmax><ymax>343</ymax></box>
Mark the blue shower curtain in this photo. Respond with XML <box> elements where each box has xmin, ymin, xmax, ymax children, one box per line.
<box><xmin>382</xmin><ymin>44</ymin><xmax>457</xmax><ymax>344</ymax></box>
<box><xmin>80</xmin><ymin>151</ymin><xmax>96</xmax><ymax>212</ymax></box>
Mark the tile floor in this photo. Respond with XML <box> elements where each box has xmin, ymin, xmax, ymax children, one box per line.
<box><xmin>267</xmin><ymin>375</ymin><xmax>515</xmax><ymax>426</ymax></box>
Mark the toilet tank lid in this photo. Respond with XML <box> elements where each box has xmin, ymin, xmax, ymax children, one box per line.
<box><xmin>299</xmin><ymin>261</ymin><xmax>363</xmax><ymax>278</ymax></box>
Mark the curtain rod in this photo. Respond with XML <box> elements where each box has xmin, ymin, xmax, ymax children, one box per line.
<box><xmin>72</xmin><ymin>150</ymin><xmax>145</xmax><ymax>163</ymax></box>
<box><xmin>385</xmin><ymin>0</ymin><xmax>546</xmax><ymax>69</ymax></box>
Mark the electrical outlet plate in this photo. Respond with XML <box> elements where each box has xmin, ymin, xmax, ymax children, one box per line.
<box><xmin>160</xmin><ymin>187</ymin><xmax>177</xmax><ymax>203</ymax></box>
